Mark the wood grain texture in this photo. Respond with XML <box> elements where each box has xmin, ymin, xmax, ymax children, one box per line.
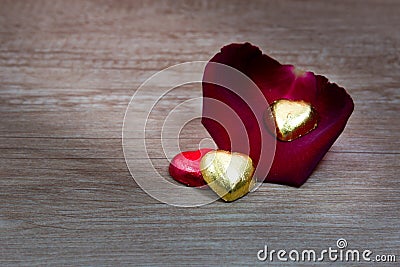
<box><xmin>1</xmin><ymin>0</ymin><xmax>399</xmax><ymax>265</ymax></box>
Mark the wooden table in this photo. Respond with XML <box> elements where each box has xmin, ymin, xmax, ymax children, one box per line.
<box><xmin>1</xmin><ymin>0</ymin><xmax>399</xmax><ymax>265</ymax></box>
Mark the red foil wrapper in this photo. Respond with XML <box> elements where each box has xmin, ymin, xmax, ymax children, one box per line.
<box><xmin>169</xmin><ymin>148</ymin><xmax>213</xmax><ymax>187</ymax></box>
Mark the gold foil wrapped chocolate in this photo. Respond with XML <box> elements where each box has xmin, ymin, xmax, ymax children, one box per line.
<box><xmin>200</xmin><ymin>150</ymin><xmax>255</xmax><ymax>202</ymax></box>
<box><xmin>269</xmin><ymin>99</ymin><xmax>318</xmax><ymax>142</ymax></box>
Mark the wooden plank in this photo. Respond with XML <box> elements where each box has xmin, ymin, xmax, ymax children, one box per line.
<box><xmin>0</xmin><ymin>0</ymin><xmax>399</xmax><ymax>265</ymax></box>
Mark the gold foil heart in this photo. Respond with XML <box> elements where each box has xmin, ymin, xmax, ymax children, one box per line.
<box><xmin>200</xmin><ymin>150</ymin><xmax>255</xmax><ymax>202</ymax></box>
<box><xmin>269</xmin><ymin>99</ymin><xmax>318</xmax><ymax>142</ymax></box>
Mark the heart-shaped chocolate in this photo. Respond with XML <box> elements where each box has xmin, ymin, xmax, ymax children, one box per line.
<box><xmin>268</xmin><ymin>99</ymin><xmax>318</xmax><ymax>142</ymax></box>
<box><xmin>169</xmin><ymin>148</ymin><xmax>213</xmax><ymax>187</ymax></box>
<box><xmin>200</xmin><ymin>150</ymin><xmax>255</xmax><ymax>202</ymax></box>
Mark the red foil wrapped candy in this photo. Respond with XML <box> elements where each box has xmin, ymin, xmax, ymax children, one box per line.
<box><xmin>202</xmin><ymin>43</ymin><xmax>354</xmax><ymax>187</ymax></box>
<box><xmin>169</xmin><ymin>148</ymin><xmax>213</xmax><ymax>187</ymax></box>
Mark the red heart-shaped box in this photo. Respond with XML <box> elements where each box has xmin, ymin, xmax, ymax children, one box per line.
<box><xmin>202</xmin><ymin>43</ymin><xmax>354</xmax><ymax>187</ymax></box>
